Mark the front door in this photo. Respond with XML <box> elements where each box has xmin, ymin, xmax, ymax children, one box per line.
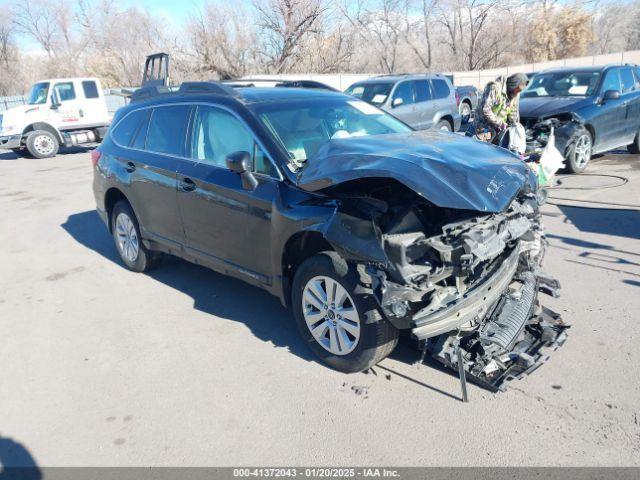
<box><xmin>388</xmin><ymin>81</ymin><xmax>418</xmax><ymax>127</ymax></box>
<box><xmin>177</xmin><ymin>105</ymin><xmax>277</xmax><ymax>284</ymax></box>
<box><xmin>49</xmin><ymin>81</ymin><xmax>83</xmax><ymax>130</ymax></box>
<box><xmin>593</xmin><ymin>68</ymin><xmax>627</xmax><ymax>150</ymax></box>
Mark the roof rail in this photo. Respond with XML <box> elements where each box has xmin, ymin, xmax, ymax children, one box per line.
<box><xmin>178</xmin><ymin>81</ymin><xmax>239</xmax><ymax>97</ymax></box>
<box><xmin>130</xmin><ymin>81</ymin><xmax>240</xmax><ymax>103</ymax></box>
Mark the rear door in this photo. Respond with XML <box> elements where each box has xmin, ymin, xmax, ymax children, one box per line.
<box><xmin>389</xmin><ymin>81</ymin><xmax>418</xmax><ymax>126</ymax></box>
<box><xmin>593</xmin><ymin>68</ymin><xmax>626</xmax><ymax>149</ymax></box>
<box><xmin>619</xmin><ymin>67</ymin><xmax>640</xmax><ymax>141</ymax></box>
<box><xmin>112</xmin><ymin>105</ymin><xmax>187</xmax><ymax>248</ymax></box>
<box><xmin>430</xmin><ymin>78</ymin><xmax>455</xmax><ymax>128</ymax></box>
<box><xmin>177</xmin><ymin>105</ymin><xmax>278</xmax><ymax>283</ymax></box>
<box><xmin>412</xmin><ymin>79</ymin><xmax>436</xmax><ymax>129</ymax></box>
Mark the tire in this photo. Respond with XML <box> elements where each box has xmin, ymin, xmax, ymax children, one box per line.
<box><xmin>627</xmin><ymin>130</ymin><xmax>640</xmax><ymax>154</ymax></box>
<box><xmin>459</xmin><ymin>101</ymin><xmax>472</xmax><ymax>123</ymax></box>
<box><xmin>564</xmin><ymin>127</ymin><xmax>592</xmax><ymax>174</ymax></box>
<box><xmin>291</xmin><ymin>251</ymin><xmax>399</xmax><ymax>373</ymax></box>
<box><xmin>25</xmin><ymin>130</ymin><xmax>59</xmax><ymax>158</ymax></box>
<box><xmin>111</xmin><ymin>200</ymin><xmax>161</xmax><ymax>273</ymax></box>
<box><xmin>436</xmin><ymin>119</ymin><xmax>453</xmax><ymax>132</ymax></box>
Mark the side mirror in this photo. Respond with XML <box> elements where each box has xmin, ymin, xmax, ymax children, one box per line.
<box><xmin>392</xmin><ymin>97</ymin><xmax>404</xmax><ymax>108</ymax></box>
<box><xmin>50</xmin><ymin>89</ymin><xmax>61</xmax><ymax>108</ymax></box>
<box><xmin>603</xmin><ymin>89</ymin><xmax>620</xmax><ymax>101</ymax></box>
<box><xmin>226</xmin><ymin>150</ymin><xmax>258</xmax><ymax>191</ymax></box>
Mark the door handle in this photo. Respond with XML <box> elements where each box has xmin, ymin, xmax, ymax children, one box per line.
<box><xmin>179</xmin><ymin>177</ymin><xmax>196</xmax><ymax>192</ymax></box>
<box><xmin>125</xmin><ymin>161</ymin><xmax>136</xmax><ymax>173</ymax></box>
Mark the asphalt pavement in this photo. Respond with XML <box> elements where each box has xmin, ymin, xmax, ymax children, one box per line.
<box><xmin>0</xmin><ymin>146</ymin><xmax>639</xmax><ymax>467</ymax></box>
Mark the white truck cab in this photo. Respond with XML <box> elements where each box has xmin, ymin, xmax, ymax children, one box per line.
<box><xmin>0</xmin><ymin>77</ymin><xmax>111</xmax><ymax>158</ymax></box>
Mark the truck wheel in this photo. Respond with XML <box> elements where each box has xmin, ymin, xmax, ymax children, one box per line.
<box><xmin>291</xmin><ymin>252</ymin><xmax>399</xmax><ymax>373</ymax></box>
<box><xmin>564</xmin><ymin>128</ymin><xmax>592</xmax><ymax>174</ymax></box>
<box><xmin>26</xmin><ymin>130</ymin><xmax>59</xmax><ymax>158</ymax></box>
<box><xmin>111</xmin><ymin>201</ymin><xmax>161</xmax><ymax>273</ymax></box>
<box><xmin>627</xmin><ymin>129</ymin><xmax>640</xmax><ymax>154</ymax></box>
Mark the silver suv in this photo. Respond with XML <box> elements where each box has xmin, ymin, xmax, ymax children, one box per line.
<box><xmin>344</xmin><ymin>74</ymin><xmax>461</xmax><ymax>132</ymax></box>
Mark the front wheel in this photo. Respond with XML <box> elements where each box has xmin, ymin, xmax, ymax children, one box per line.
<box><xmin>564</xmin><ymin>128</ymin><xmax>592</xmax><ymax>173</ymax></box>
<box><xmin>26</xmin><ymin>130</ymin><xmax>59</xmax><ymax>158</ymax></box>
<box><xmin>459</xmin><ymin>102</ymin><xmax>472</xmax><ymax>123</ymax></box>
<box><xmin>291</xmin><ymin>252</ymin><xmax>399</xmax><ymax>373</ymax></box>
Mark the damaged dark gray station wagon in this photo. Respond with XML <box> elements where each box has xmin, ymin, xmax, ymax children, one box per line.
<box><xmin>93</xmin><ymin>83</ymin><xmax>567</xmax><ymax>390</ymax></box>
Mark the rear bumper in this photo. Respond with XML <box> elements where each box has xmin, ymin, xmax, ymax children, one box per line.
<box><xmin>0</xmin><ymin>135</ymin><xmax>22</xmax><ymax>150</ymax></box>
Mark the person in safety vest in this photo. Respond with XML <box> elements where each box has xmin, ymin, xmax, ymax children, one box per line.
<box><xmin>468</xmin><ymin>73</ymin><xmax>529</xmax><ymax>142</ymax></box>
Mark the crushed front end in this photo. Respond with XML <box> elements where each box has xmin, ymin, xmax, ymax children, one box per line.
<box><xmin>325</xmin><ymin>180</ymin><xmax>568</xmax><ymax>392</ymax></box>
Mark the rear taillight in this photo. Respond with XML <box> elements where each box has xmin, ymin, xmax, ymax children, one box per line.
<box><xmin>455</xmin><ymin>90</ymin><xmax>461</xmax><ymax>106</ymax></box>
<box><xmin>90</xmin><ymin>149</ymin><xmax>102</xmax><ymax>167</ymax></box>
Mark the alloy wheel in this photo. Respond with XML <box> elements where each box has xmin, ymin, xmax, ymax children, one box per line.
<box><xmin>115</xmin><ymin>213</ymin><xmax>139</xmax><ymax>263</ymax></box>
<box><xmin>574</xmin><ymin>133</ymin><xmax>592</xmax><ymax>168</ymax></box>
<box><xmin>302</xmin><ymin>275</ymin><xmax>360</xmax><ymax>355</ymax></box>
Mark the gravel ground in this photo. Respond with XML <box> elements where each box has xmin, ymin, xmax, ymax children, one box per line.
<box><xmin>0</xmin><ymin>147</ymin><xmax>639</xmax><ymax>467</ymax></box>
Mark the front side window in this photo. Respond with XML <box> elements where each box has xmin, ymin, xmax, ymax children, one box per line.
<box><xmin>620</xmin><ymin>68</ymin><xmax>636</xmax><ymax>93</ymax></box>
<box><xmin>392</xmin><ymin>82</ymin><xmax>415</xmax><ymax>106</ymax></box>
<box><xmin>191</xmin><ymin>106</ymin><xmax>255</xmax><ymax>169</ymax></box>
<box><xmin>252</xmin><ymin>98</ymin><xmax>412</xmax><ymax>169</ymax></box>
<box><xmin>54</xmin><ymin>82</ymin><xmax>76</xmax><ymax>102</ymax></box>
<box><xmin>600</xmin><ymin>69</ymin><xmax>621</xmax><ymax>95</ymax></box>
<box><xmin>82</xmin><ymin>81</ymin><xmax>99</xmax><ymax>99</ymax></box>
<box><xmin>522</xmin><ymin>71</ymin><xmax>601</xmax><ymax>97</ymax></box>
<box><xmin>27</xmin><ymin>82</ymin><xmax>49</xmax><ymax>105</ymax></box>
<box><xmin>344</xmin><ymin>82</ymin><xmax>394</xmax><ymax>106</ymax></box>
<box><xmin>146</xmin><ymin>105</ymin><xmax>190</xmax><ymax>156</ymax></box>
<box><xmin>432</xmin><ymin>79</ymin><xmax>450</xmax><ymax>99</ymax></box>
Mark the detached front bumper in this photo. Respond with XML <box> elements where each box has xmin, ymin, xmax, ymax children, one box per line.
<box><xmin>0</xmin><ymin>135</ymin><xmax>22</xmax><ymax>150</ymax></box>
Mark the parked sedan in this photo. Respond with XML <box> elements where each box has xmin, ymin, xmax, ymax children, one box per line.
<box><xmin>520</xmin><ymin>64</ymin><xmax>640</xmax><ymax>173</ymax></box>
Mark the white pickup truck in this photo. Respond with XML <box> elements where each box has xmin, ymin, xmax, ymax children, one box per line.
<box><xmin>0</xmin><ymin>77</ymin><xmax>111</xmax><ymax>158</ymax></box>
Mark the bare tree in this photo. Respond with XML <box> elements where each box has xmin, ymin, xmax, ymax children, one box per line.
<box><xmin>403</xmin><ymin>0</ymin><xmax>439</xmax><ymax>70</ymax></box>
<box><xmin>0</xmin><ymin>10</ymin><xmax>24</xmax><ymax>95</ymax></box>
<box><xmin>254</xmin><ymin>0</ymin><xmax>327</xmax><ymax>73</ymax></box>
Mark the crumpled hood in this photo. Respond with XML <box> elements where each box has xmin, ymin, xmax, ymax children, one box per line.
<box><xmin>520</xmin><ymin>96</ymin><xmax>590</xmax><ymax>119</ymax></box>
<box><xmin>297</xmin><ymin>131</ymin><xmax>534</xmax><ymax>213</ymax></box>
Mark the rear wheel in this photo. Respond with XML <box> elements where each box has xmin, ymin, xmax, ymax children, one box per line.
<box><xmin>111</xmin><ymin>201</ymin><xmax>161</xmax><ymax>272</ymax></box>
<box><xmin>436</xmin><ymin>119</ymin><xmax>452</xmax><ymax>132</ymax></box>
<box><xmin>459</xmin><ymin>101</ymin><xmax>472</xmax><ymax>123</ymax></box>
<box><xmin>564</xmin><ymin>128</ymin><xmax>592</xmax><ymax>174</ymax></box>
<box><xmin>25</xmin><ymin>130</ymin><xmax>59</xmax><ymax>158</ymax></box>
<box><xmin>627</xmin><ymin>129</ymin><xmax>640</xmax><ymax>154</ymax></box>
<box><xmin>291</xmin><ymin>252</ymin><xmax>399</xmax><ymax>373</ymax></box>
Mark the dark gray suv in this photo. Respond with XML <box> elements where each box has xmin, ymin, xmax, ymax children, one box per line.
<box><xmin>344</xmin><ymin>74</ymin><xmax>462</xmax><ymax>131</ymax></box>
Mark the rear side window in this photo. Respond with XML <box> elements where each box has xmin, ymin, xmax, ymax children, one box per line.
<box><xmin>146</xmin><ymin>106</ymin><xmax>191</xmax><ymax>156</ymax></box>
<box><xmin>82</xmin><ymin>81</ymin><xmax>99</xmax><ymax>99</ymax></box>
<box><xmin>432</xmin><ymin>79</ymin><xmax>450</xmax><ymax>99</ymax></box>
<box><xmin>620</xmin><ymin>68</ymin><xmax>636</xmax><ymax>93</ymax></box>
<box><xmin>111</xmin><ymin>109</ymin><xmax>147</xmax><ymax>147</ymax></box>
<box><xmin>413</xmin><ymin>80</ymin><xmax>433</xmax><ymax>102</ymax></box>
<box><xmin>392</xmin><ymin>82</ymin><xmax>414</xmax><ymax>106</ymax></box>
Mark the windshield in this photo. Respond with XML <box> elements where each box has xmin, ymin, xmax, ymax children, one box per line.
<box><xmin>251</xmin><ymin>97</ymin><xmax>411</xmax><ymax>169</ymax></box>
<box><xmin>344</xmin><ymin>82</ymin><xmax>393</xmax><ymax>106</ymax></box>
<box><xmin>521</xmin><ymin>71</ymin><xmax>601</xmax><ymax>98</ymax></box>
<box><xmin>27</xmin><ymin>82</ymin><xmax>50</xmax><ymax>105</ymax></box>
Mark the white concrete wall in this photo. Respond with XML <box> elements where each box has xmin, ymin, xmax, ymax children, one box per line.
<box><xmin>243</xmin><ymin>49</ymin><xmax>640</xmax><ymax>92</ymax></box>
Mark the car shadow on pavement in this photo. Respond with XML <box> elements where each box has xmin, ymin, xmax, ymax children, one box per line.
<box><xmin>0</xmin><ymin>436</ymin><xmax>41</xmax><ymax>480</ymax></box>
<box><xmin>61</xmin><ymin>210</ymin><xmax>317</xmax><ymax>364</ymax></box>
<box><xmin>556</xmin><ymin>204</ymin><xmax>640</xmax><ymax>241</ymax></box>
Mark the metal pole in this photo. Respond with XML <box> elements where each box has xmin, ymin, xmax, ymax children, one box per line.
<box><xmin>455</xmin><ymin>341</ymin><xmax>469</xmax><ymax>403</ymax></box>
